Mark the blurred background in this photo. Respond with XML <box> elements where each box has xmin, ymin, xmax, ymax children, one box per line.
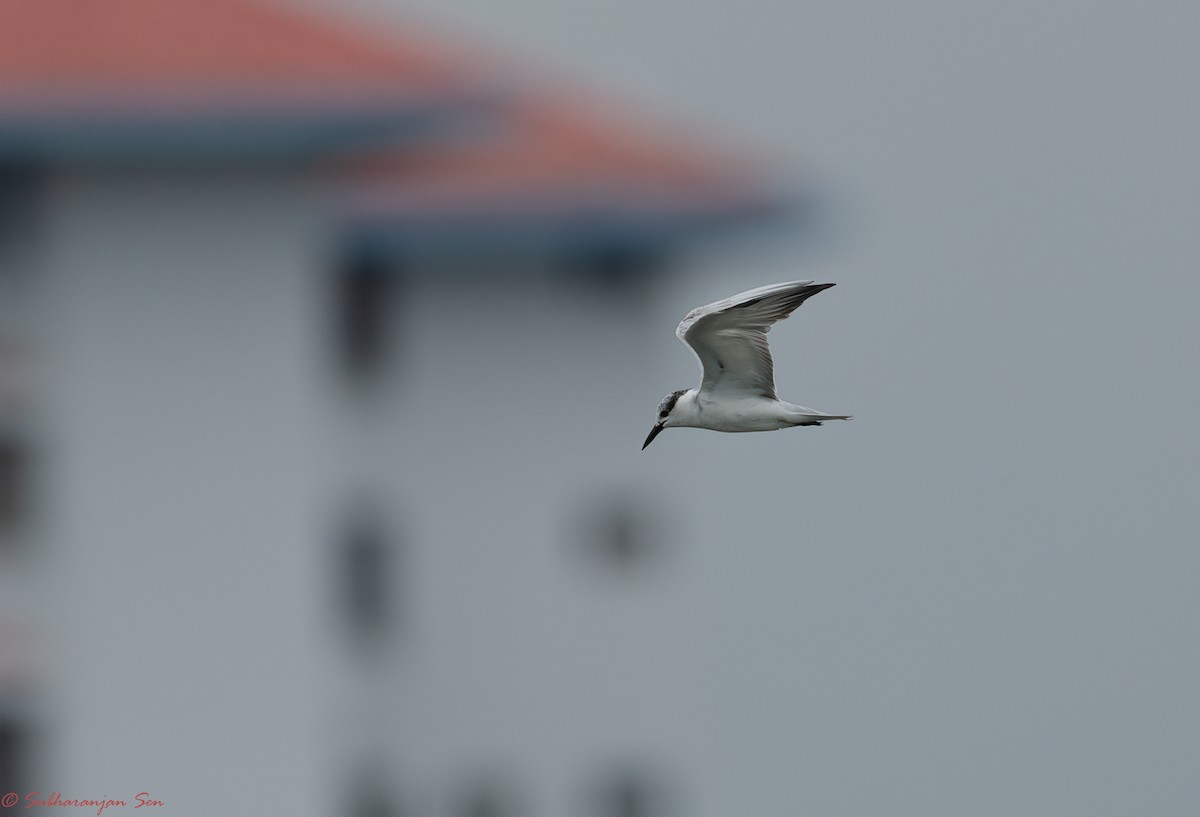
<box><xmin>2</xmin><ymin>1</ymin><xmax>1200</xmax><ymax>816</ymax></box>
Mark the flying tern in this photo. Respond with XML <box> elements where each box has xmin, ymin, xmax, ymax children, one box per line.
<box><xmin>642</xmin><ymin>280</ymin><xmax>850</xmax><ymax>449</ymax></box>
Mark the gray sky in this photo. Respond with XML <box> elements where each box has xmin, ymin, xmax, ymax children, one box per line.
<box><xmin>318</xmin><ymin>1</ymin><xmax>1200</xmax><ymax>814</ymax></box>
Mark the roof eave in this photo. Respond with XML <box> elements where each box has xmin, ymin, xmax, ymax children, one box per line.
<box><xmin>0</xmin><ymin>92</ymin><xmax>490</xmax><ymax>165</ymax></box>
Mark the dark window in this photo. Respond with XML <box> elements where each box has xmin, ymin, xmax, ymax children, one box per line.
<box><xmin>345</xmin><ymin>774</ymin><xmax>400</xmax><ymax>817</ymax></box>
<box><xmin>0</xmin><ymin>167</ymin><xmax>36</xmax><ymax>264</ymax></box>
<box><xmin>565</xmin><ymin>246</ymin><xmax>670</xmax><ymax>296</ymax></box>
<box><xmin>0</xmin><ymin>716</ymin><xmax>29</xmax><ymax>795</ymax></box>
<box><xmin>575</xmin><ymin>492</ymin><xmax>667</xmax><ymax>575</ymax></box>
<box><xmin>589</xmin><ymin>768</ymin><xmax>672</xmax><ymax>817</ymax></box>
<box><xmin>335</xmin><ymin>256</ymin><xmax>401</xmax><ymax>381</ymax></box>
<box><xmin>455</xmin><ymin>777</ymin><xmax>520</xmax><ymax>817</ymax></box>
<box><xmin>0</xmin><ymin>435</ymin><xmax>31</xmax><ymax>537</ymax></box>
<box><xmin>337</xmin><ymin>509</ymin><xmax>396</xmax><ymax>647</ymax></box>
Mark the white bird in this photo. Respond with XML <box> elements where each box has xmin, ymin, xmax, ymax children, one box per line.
<box><xmin>642</xmin><ymin>280</ymin><xmax>850</xmax><ymax>449</ymax></box>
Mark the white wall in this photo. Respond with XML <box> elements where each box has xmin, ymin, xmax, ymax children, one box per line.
<box><xmin>37</xmin><ymin>167</ymin><xmax>341</xmax><ymax>817</ymax></box>
<box><xmin>333</xmin><ymin>265</ymin><xmax>699</xmax><ymax>816</ymax></box>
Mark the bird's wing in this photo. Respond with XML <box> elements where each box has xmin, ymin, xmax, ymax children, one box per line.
<box><xmin>675</xmin><ymin>280</ymin><xmax>835</xmax><ymax>399</ymax></box>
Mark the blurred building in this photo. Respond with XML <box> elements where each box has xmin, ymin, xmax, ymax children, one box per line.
<box><xmin>0</xmin><ymin>1</ymin><xmax>786</xmax><ymax>815</ymax></box>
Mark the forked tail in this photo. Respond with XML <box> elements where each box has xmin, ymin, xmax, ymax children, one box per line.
<box><xmin>790</xmin><ymin>411</ymin><xmax>852</xmax><ymax>426</ymax></box>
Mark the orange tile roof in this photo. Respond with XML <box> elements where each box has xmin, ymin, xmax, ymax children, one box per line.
<box><xmin>0</xmin><ymin>0</ymin><xmax>473</xmax><ymax>109</ymax></box>
<box><xmin>0</xmin><ymin>0</ymin><xmax>786</xmax><ymax>239</ymax></box>
<box><xmin>339</xmin><ymin>88</ymin><xmax>778</xmax><ymax>224</ymax></box>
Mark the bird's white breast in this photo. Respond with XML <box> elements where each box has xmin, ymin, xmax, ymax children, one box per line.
<box><xmin>674</xmin><ymin>392</ymin><xmax>795</xmax><ymax>432</ymax></box>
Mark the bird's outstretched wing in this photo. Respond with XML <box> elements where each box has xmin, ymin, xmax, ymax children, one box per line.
<box><xmin>675</xmin><ymin>280</ymin><xmax>835</xmax><ymax>399</ymax></box>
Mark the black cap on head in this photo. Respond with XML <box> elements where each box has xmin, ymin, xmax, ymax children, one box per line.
<box><xmin>643</xmin><ymin>389</ymin><xmax>686</xmax><ymax>450</ymax></box>
<box><xmin>657</xmin><ymin>389</ymin><xmax>687</xmax><ymax>417</ymax></box>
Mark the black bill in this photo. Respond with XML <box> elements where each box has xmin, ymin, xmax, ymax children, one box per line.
<box><xmin>641</xmin><ymin>423</ymin><xmax>664</xmax><ymax>450</ymax></box>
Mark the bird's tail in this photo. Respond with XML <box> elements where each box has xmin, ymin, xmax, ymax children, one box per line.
<box><xmin>787</xmin><ymin>408</ymin><xmax>852</xmax><ymax>426</ymax></box>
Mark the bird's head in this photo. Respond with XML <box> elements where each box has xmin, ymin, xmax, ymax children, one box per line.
<box><xmin>642</xmin><ymin>389</ymin><xmax>688</xmax><ymax>449</ymax></box>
